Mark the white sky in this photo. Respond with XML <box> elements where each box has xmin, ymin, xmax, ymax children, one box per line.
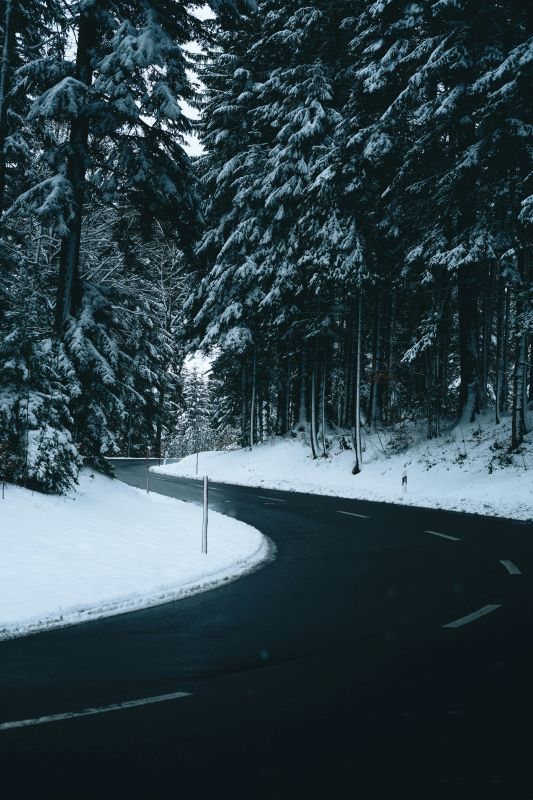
<box><xmin>183</xmin><ymin>5</ymin><xmax>214</xmax><ymax>156</ymax></box>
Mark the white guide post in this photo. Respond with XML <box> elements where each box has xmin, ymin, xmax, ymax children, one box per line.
<box><xmin>146</xmin><ymin>447</ymin><xmax>150</xmax><ymax>494</ymax></box>
<box><xmin>202</xmin><ymin>476</ymin><xmax>209</xmax><ymax>554</ymax></box>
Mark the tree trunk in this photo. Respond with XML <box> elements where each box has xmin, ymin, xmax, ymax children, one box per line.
<box><xmin>249</xmin><ymin>349</ymin><xmax>256</xmax><ymax>450</ymax></box>
<box><xmin>154</xmin><ymin>386</ymin><xmax>165</xmax><ymax>459</ymax></box>
<box><xmin>310</xmin><ymin>363</ymin><xmax>319</xmax><ymax>459</ymax></box>
<box><xmin>495</xmin><ymin>274</ymin><xmax>506</xmax><ymax>424</ymax></box>
<box><xmin>368</xmin><ymin>295</ymin><xmax>383</xmax><ymax>430</ymax></box>
<box><xmin>343</xmin><ymin>316</ymin><xmax>354</xmax><ymax>428</ymax></box>
<box><xmin>480</xmin><ymin>266</ymin><xmax>495</xmax><ymax>410</ymax></box>
<box><xmin>512</xmin><ymin>331</ymin><xmax>527</xmax><ymax>450</ymax></box>
<box><xmin>457</xmin><ymin>264</ymin><xmax>481</xmax><ymax>423</ymax></box>
<box><xmin>241</xmin><ymin>360</ymin><xmax>247</xmax><ymax>448</ymax></box>
<box><xmin>320</xmin><ymin>362</ymin><xmax>327</xmax><ymax>457</ymax></box>
<box><xmin>387</xmin><ymin>290</ymin><xmax>396</xmax><ymax>426</ymax></box>
<box><xmin>511</xmin><ymin>249</ymin><xmax>530</xmax><ymax>449</ymax></box>
<box><xmin>296</xmin><ymin>346</ymin><xmax>307</xmax><ymax>430</ymax></box>
<box><xmin>285</xmin><ymin>356</ymin><xmax>291</xmax><ymax>433</ymax></box>
<box><xmin>353</xmin><ymin>291</ymin><xmax>362</xmax><ymax>474</ymax></box>
<box><xmin>54</xmin><ymin>7</ymin><xmax>96</xmax><ymax>334</ymax></box>
<box><xmin>0</xmin><ymin>0</ymin><xmax>14</xmax><ymax>215</ymax></box>
<box><xmin>528</xmin><ymin>338</ymin><xmax>533</xmax><ymax>403</ymax></box>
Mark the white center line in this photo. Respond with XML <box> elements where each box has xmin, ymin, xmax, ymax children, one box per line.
<box><xmin>500</xmin><ymin>559</ymin><xmax>522</xmax><ymax>575</ymax></box>
<box><xmin>337</xmin><ymin>510</ymin><xmax>370</xmax><ymax>519</ymax></box>
<box><xmin>443</xmin><ymin>604</ymin><xmax>501</xmax><ymax>629</ymax></box>
<box><xmin>425</xmin><ymin>530</ymin><xmax>461</xmax><ymax>541</ymax></box>
<box><xmin>0</xmin><ymin>690</ymin><xmax>192</xmax><ymax>732</ymax></box>
<box><xmin>255</xmin><ymin>496</ymin><xmax>285</xmax><ymax>503</ymax></box>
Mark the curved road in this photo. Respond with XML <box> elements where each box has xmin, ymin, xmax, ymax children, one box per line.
<box><xmin>1</xmin><ymin>460</ymin><xmax>533</xmax><ymax>798</ymax></box>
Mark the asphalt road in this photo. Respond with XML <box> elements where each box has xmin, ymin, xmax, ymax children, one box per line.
<box><xmin>1</xmin><ymin>460</ymin><xmax>533</xmax><ymax>799</ymax></box>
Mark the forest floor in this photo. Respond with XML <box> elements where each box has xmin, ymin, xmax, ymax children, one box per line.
<box><xmin>154</xmin><ymin>412</ymin><xmax>533</xmax><ymax>522</ymax></box>
<box><xmin>0</xmin><ymin>471</ymin><xmax>268</xmax><ymax>640</ymax></box>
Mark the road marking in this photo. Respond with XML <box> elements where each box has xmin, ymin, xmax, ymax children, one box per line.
<box><xmin>443</xmin><ymin>604</ymin><xmax>501</xmax><ymax>629</ymax></box>
<box><xmin>500</xmin><ymin>560</ymin><xmax>521</xmax><ymax>575</ymax></box>
<box><xmin>337</xmin><ymin>510</ymin><xmax>370</xmax><ymax>519</ymax></box>
<box><xmin>425</xmin><ymin>530</ymin><xmax>461</xmax><ymax>541</ymax></box>
<box><xmin>255</xmin><ymin>495</ymin><xmax>285</xmax><ymax>503</ymax></box>
<box><xmin>0</xmin><ymin>690</ymin><xmax>191</xmax><ymax>732</ymax></box>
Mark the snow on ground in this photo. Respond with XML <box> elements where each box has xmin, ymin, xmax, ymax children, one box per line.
<box><xmin>0</xmin><ymin>471</ymin><xmax>271</xmax><ymax>641</ymax></box>
<box><xmin>153</xmin><ymin>413</ymin><xmax>533</xmax><ymax>522</ymax></box>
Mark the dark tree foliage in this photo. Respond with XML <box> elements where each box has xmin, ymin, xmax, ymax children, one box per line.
<box><xmin>192</xmin><ymin>0</ymin><xmax>533</xmax><ymax>463</ymax></box>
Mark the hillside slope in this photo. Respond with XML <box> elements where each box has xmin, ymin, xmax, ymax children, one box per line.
<box><xmin>153</xmin><ymin>413</ymin><xmax>533</xmax><ymax>521</ymax></box>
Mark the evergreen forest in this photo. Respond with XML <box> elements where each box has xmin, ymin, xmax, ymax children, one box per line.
<box><xmin>0</xmin><ymin>0</ymin><xmax>531</xmax><ymax>492</ymax></box>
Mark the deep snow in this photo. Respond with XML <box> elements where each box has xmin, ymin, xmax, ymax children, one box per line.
<box><xmin>153</xmin><ymin>413</ymin><xmax>533</xmax><ymax>522</ymax></box>
<box><xmin>0</xmin><ymin>471</ymin><xmax>270</xmax><ymax>640</ymax></box>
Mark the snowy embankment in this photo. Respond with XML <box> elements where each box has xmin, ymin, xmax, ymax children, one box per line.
<box><xmin>0</xmin><ymin>472</ymin><xmax>270</xmax><ymax>641</ymax></box>
<box><xmin>153</xmin><ymin>414</ymin><xmax>533</xmax><ymax>522</ymax></box>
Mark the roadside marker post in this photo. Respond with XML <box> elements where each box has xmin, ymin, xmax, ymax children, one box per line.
<box><xmin>202</xmin><ymin>476</ymin><xmax>209</xmax><ymax>554</ymax></box>
<box><xmin>146</xmin><ymin>447</ymin><xmax>150</xmax><ymax>494</ymax></box>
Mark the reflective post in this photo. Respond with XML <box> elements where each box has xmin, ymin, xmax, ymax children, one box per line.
<box><xmin>202</xmin><ymin>476</ymin><xmax>208</xmax><ymax>554</ymax></box>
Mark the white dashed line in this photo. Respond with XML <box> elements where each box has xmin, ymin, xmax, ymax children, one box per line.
<box><xmin>442</xmin><ymin>604</ymin><xmax>501</xmax><ymax>629</ymax></box>
<box><xmin>500</xmin><ymin>560</ymin><xmax>521</xmax><ymax>575</ymax></box>
<box><xmin>337</xmin><ymin>510</ymin><xmax>370</xmax><ymax>519</ymax></box>
<box><xmin>255</xmin><ymin>496</ymin><xmax>286</xmax><ymax>503</ymax></box>
<box><xmin>0</xmin><ymin>690</ymin><xmax>191</xmax><ymax>732</ymax></box>
<box><xmin>425</xmin><ymin>530</ymin><xmax>461</xmax><ymax>541</ymax></box>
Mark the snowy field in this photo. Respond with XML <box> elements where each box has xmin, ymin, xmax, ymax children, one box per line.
<box><xmin>0</xmin><ymin>472</ymin><xmax>270</xmax><ymax>641</ymax></box>
<box><xmin>153</xmin><ymin>414</ymin><xmax>533</xmax><ymax>522</ymax></box>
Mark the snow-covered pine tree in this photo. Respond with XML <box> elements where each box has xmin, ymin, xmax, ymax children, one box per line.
<box><xmin>2</xmin><ymin>0</ymin><xmax>254</xmax><ymax>485</ymax></box>
<box><xmin>0</xmin><ymin>1</ymin><xmax>80</xmax><ymax>491</ymax></box>
<box><xmin>193</xmin><ymin>0</ymin><xmax>358</xmax><ymax>454</ymax></box>
<box><xmin>387</xmin><ymin>0</ymin><xmax>532</xmax><ymax>428</ymax></box>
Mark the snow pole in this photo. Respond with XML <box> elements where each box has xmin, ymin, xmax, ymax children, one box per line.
<box><xmin>402</xmin><ymin>465</ymin><xmax>407</xmax><ymax>494</ymax></box>
<box><xmin>202</xmin><ymin>475</ymin><xmax>209</xmax><ymax>554</ymax></box>
<box><xmin>196</xmin><ymin>451</ymin><xmax>199</xmax><ymax>476</ymax></box>
<box><xmin>146</xmin><ymin>447</ymin><xmax>150</xmax><ymax>494</ymax></box>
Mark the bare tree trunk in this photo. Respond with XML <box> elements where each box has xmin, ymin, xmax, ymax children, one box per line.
<box><xmin>528</xmin><ymin>337</ymin><xmax>533</xmax><ymax>403</ymax></box>
<box><xmin>480</xmin><ymin>266</ymin><xmax>495</xmax><ymax>410</ymax></box>
<box><xmin>320</xmin><ymin>362</ymin><xmax>327</xmax><ymax>457</ymax></box>
<box><xmin>425</xmin><ymin>348</ymin><xmax>435</xmax><ymax>439</ymax></box>
<box><xmin>310</xmin><ymin>363</ymin><xmax>319</xmax><ymax>459</ymax></box>
<box><xmin>343</xmin><ymin>315</ymin><xmax>354</xmax><ymax>428</ymax></box>
<box><xmin>457</xmin><ymin>264</ymin><xmax>481</xmax><ymax>423</ymax></box>
<box><xmin>353</xmin><ymin>291</ymin><xmax>362</xmax><ymax>474</ymax></box>
<box><xmin>495</xmin><ymin>274</ymin><xmax>506</xmax><ymax>424</ymax></box>
<box><xmin>511</xmin><ymin>249</ymin><xmax>530</xmax><ymax>449</ymax></box>
<box><xmin>0</xmin><ymin>0</ymin><xmax>14</xmax><ymax>215</ymax></box>
<box><xmin>387</xmin><ymin>290</ymin><xmax>396</xmax><ymax>426</ymax></box>
<box><xmin>296</xmin><ymin>346</ymin><xmax>307</xmax><ymax>431</ymax></box>
<box><xmin>154</xmin><ymin>386</ymin><xmax>165</xmax><ymax>459</ymax></box>
<box><xmin>502</xmin><ymin>288</ymin><xmax>511</xmax><ymax>410</ymax></box>
<box><xmin>512</xmin><ymin>331</ymin><xmax>527</xmax><ymax>449</ymax></box>
<box><xmin>54</xmin><ymin>8</ymin><xmax>96</xmax><ymax>334</ymax></box>
<box><xmin>286</xmin><ymin>356</ymin><xmax>291</xmax><ymax>433</ymax></box>
<box><xmin>435</xmin><ymin>283</ymin><xmax>450</xmax><ymax>436</ymax></box>
<box><xmin>369</xmin><ymin>295</ymin><xmax>383</xmax><ymax>430</ymax></box>
<box><xmin>249</xmin><ymin>349</ymin><xmax>256</xmax><ymax>450</ymax></box>
<box><xmin>241</xmin><ymin>360</ymin><xmax>247</xmax><ymax>448</ymax></box>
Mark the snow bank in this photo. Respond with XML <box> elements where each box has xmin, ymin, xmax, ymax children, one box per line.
<box><xmin>153</xmin><ymin>414</ymin><xmax>533</xmax><ymax>522</ymax></box>
<box><xmin>0</xmin><ymin>472</ymin><xmax>271</xmax><ymax>640</ymax></box>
